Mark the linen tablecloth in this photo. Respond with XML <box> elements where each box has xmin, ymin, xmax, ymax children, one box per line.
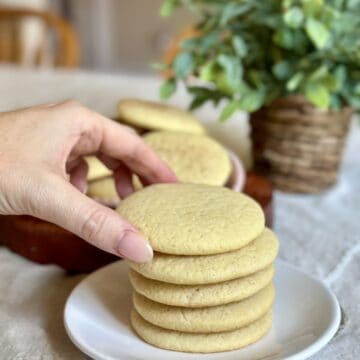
<box><xmin>0</xmin><ymin>66</ymin><xmax>359</xmax><ymax>359</ymax></box>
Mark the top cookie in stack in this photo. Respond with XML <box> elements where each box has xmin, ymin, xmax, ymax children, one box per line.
<box><xmin>117</xmin><ymin>183</ymin><xmax>279</xmax><ymax>353</ymax></box>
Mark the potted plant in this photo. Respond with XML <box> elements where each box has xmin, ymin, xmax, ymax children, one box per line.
<box><xmin>158</xmin><ymin>0</ymin><xmax>360</xmax><ymax>193</ymax></box>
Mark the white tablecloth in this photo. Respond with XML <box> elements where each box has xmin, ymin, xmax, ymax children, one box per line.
<box><xmin>0</xmin><ymin>66</ymin><xmax>359</xmax><ymax>359</ymax></box>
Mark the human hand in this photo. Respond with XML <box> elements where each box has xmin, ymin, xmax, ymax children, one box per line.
<box><xmin>0</xmin><ymin>101</ymin><xmax>177</xmax><ymax>262</ymax></box>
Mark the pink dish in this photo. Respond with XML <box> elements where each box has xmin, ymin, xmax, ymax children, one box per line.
<box><xmin>227</xmin><ymin>150</ymin><xmax>246</xmax><ymax>192</ymax></box>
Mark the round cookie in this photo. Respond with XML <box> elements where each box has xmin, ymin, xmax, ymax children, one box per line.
<box><xmin>85</xmin><ymin>156</ymin><xmax>112</xmax><ymax>181</ymax></box>
<box><xmin>135</xmin><ymin>131</ymin><xmax>231</xmax><ymax>186</ymax></box>
<box><xmin>131</xmin><ymin>309</ymin><xmax>272</xmax><ymax>353</ymax></box>
<box><xmin>133</xmin><ymin>283</ymin><xmax>274</xmax><ymax>333</ymax></box>
<box><xmin>117</xmin><ymin>99</ymin><xmax>205</xmax><ymax>134</ymax></box>
<box><xmin>129</xmin><ymin>265</ymin><xmax>274</xmax><ymax>307</ymax></box>
<box><xmin>87</xmin><ymin>176</ymin><xmax>120</xmax><ymax>207</ymax></box>
<box><xmin>117</xmin><ymin>183</ymin><xmax>265</xmax><ymax>255</ymax></box>
<box><xmin>130</xmin><ymin>228</ymin><xmax>278</xmax><ymax>285</ymax></box>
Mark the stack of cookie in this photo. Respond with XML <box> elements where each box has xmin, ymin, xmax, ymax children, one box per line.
<box><xmin>117</xmin><ymin>183</ymin><xmax>279</xmax><ymax>353</ymax></box>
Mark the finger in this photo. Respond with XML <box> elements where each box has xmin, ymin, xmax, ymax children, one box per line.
<box><xmin>100</xmin><ymin>122</ymin><xmax>177</xmax><ymax>184</ymax></box>
<box><xmin>30</xmin><ymin>173</ymin><xmax>153</xmax><ymax>263</ymax></box>
<box><xmin>67</xmin><ymin>157</ymin><xmax>88</xmax><ymax>193</ymax></box>
<box><xmin>139</xmin><ymin>175</ymin><xmax>151</xmax><ymax>187</ymax></box>
<box><xmin>97</xmin><ymin>153</ymin><xmax>121</xmax><ymax>171</ymax></box>
<box><xmin>96</xmin><ymin>154</ymin><xmax>135</xmax><ymax>198</ymax></box>
<box><xmin>67</xmin><ymin>106</ymin><xmax>177</xmax><ymax>184</ymax></box>
<box><xmin>113</xmin><ymin>162</ymin><xmax>134</xmax><ymax>198</ymax></box>
<box><xmin>119</xmin><ymin>123</ymin><xmax>137</xmax><ymax>135</ymax></box>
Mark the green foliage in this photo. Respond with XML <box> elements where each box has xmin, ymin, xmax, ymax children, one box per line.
<box><xmin>160</xmin><ymin>79</ymin><xmax>177</xmax><ymax>99</ymax></box>
<box><xmin>159</xmin><ymin>0</ymin><xmax>360</xmax><ymax>120</ymax></box>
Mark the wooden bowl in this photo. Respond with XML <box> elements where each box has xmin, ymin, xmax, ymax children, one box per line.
<box><xmin>0</xmin><ymin>215</ymin><xmax>117</xmax><ymax>273</ymax></box>
<box><xmin>243</xmin><ymin>172</ymin><xmax>273</xmax><ymax>227</ymax></box>
<box><xmin>0</xmin><ymin>167</ymin><xmax>272</xmax><ymax>273</ymax></box>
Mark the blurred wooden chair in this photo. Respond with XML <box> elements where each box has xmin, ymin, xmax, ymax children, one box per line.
<box><xmin>0</xmin><ymin>7</ymin><xmax>79</xmax><ymax>68</ymax></box>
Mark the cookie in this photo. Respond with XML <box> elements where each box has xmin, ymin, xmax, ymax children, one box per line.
<box><xmin>135</xmin><ymin>131</ymin><xmax>231</xmax><ymax>187</ymax></box>
<box><xmin>131</xmin><ymin>309</ymin><xmax>272</xmax><ymax>353</ymax></box>
<box><xmin>87</xmin><ymin>176</ymin><xmax>120</xmax><ymax>207</ymax></box>
<box><xmin>130</xmin><ymin>228</ymin><xmax>278</xmax><ymax>285</ymax></box>
<box><xmin>133</xmin><ymin>283</ymin><xmax>274</xmax><ymax>333</ymax></box>
<box><xmin>85</xmin><ymin>156</ymin><xmax>112</xmax><ymax>181</ymax></box>
<box><xmin>129</xmin><ymin>265</ymin><xmax>274</xmax><ymax>307</ymax></box>
<box><xmin>117</xmin><ymin>99</ymin><xmax>205</xmax><ymax>134</ymax></box>
<box><xmin>117</xmin><ymin>183</ymin><xmax>265</xmax><ymax>255</ymax></box>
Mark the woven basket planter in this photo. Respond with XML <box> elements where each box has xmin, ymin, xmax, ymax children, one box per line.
<box><xmin>250</xmin><ymin>96</ymin><xmax>353</xmax><ymax>193</ymax></box>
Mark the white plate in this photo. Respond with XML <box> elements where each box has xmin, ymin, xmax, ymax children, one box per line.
<box><xmin>64</xmin><ymin>260</ymin><xmax>340</xmax><ymax>360</ymax></box>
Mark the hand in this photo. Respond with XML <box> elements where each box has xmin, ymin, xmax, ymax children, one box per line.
<box><xmin>0</xmin><ymin>101</ymin><xmax>177</xmax><ymax>262</ymax></box>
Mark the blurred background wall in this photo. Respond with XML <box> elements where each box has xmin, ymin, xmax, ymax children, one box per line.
<box><xmin>61</xmin><ymin>0</ymin><xmax>192</xmax><ymax>72</ymax></box>
<box><xmin>0</xmin><ymin>0</ymin><xmax>193</xmax><ymax>72</ymax></box>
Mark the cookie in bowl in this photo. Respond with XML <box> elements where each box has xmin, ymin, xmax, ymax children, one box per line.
<box><xmin>117</xmin><ymin>99</ymin><xmax>206</xmax><ymax>134</ymax></box>
<box><xmin>87</xmin><ymin>176</ymin><xmax>120</xmax><ymax>208</ymax></box>
<box><xmin>133</xmin><ymin>131</ymin><xmax>245</xmax><ymax>191</ymax></box>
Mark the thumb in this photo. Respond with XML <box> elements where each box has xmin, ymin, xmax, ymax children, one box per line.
<box><xmin>31</xmin><ymin>173</ymin><xmax>153</xmax><ymax>263</ymax></box>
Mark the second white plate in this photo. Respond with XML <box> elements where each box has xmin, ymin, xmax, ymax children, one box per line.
<box><xmin>64</xmin><ymin>260</ymin><xmax>340</xmax><ymax>360</ymax></box>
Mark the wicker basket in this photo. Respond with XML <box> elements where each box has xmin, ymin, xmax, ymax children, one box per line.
<box><xmin>250</xmin><ymin>95</ymin><xmax>353</xmax><ymax>193</ymax></box>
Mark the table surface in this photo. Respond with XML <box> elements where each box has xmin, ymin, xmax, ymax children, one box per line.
<box><xmin>0</xmin><ymin>66</ymin><xmax>359</xmax><ymax>360</ymax></box>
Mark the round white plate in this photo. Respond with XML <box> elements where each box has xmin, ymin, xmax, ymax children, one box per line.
<box><xmin>64</xmin><ymin>260</ymin><xmax>340</xmax><ymax>360</ymax></box>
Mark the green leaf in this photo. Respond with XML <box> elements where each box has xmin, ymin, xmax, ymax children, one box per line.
<box><xmin>329</xmin><ymin>94</ymin><xmax>342</xmax><ymax>110</ymax></box>
<box><xmin>220</xmin><ymin>100</ymin><xmax>240</xmax><ymax>122</ymax></box>
<box><xmin>309</xmin><ymin>65</ymin><xmax>328</xmax><ymax>80</ymax></box>
<box><xmin>237</xmin><ymin>91</ymin><xmax>265</xmax><ymax>112</ymax></box>
<box><xmin>159</xmin><ymin>79</ymin><xmax>176</xmax><ymax>99</ymax></box>
<box><xmin>283</xmin><ymin>7</ymin><xmax>304</xmax><ymax>28</ymax></box>
<box><xmin>265</xmin><ymin>87</ymin><xmax>282</xmax><ymax>105</ymax></box>
<box><xmin>217</xmin><ymin>54</ymin><xmax>242</xmax><ymax>90</ymax></box>
<box><xmin>188</xmin><ymin>87</ymin><xmax>225</xmax><ymax>109</ymax></box>
<box><xmin>198</xmin><ymin>32</ymin><xmax>219</xmax><ymax>52</ymax></box>
<box><xmin>304</xmin><ymin>82</ymin><xmax>330</xmax><ymax>108</ymax></box>
<box><xmin>283</xmin><ymin>0</ymin><xmax>296</xmax><ymax>8</ymax></box>
<box><xmin>189</xmin><ymin>95</ymin><xmax>208</xmax><ymax>110</ymax></box>
<box><xmin>348</xmin><ymin>95</ymin><xmax>360</xmax><ymax>110</ymax></box>
<box><xmin>322</xmin><ymin>74</ymin><xmax>339</xmax><ymax>91</ymax></box>
<box><xmin>286</xmin><ymin>72</ymin><xmax>304</xmax><ymax>91</ymax></box>
<box><xmin>302</xmin><ymin>0</ymin><xmax>324</xmax><ymax>16</ymax></box>
<box><xmin>273</xmin><ymin>29</ymin><xmax>295</xmax><ymax>49</ymax></box>
<box><xmin>321</xmin><ymin>6</ymin><xmax>339</xmax><ymax>27</ymax></box>
<box><xmin>199</xmin><ymin>61</ymin><xmax>216</xmax><ymax>82</ymax></box>
<box><xmin>232</xmin><ymin>36</ymin><xmax>248</xmax><ymax>58</ymax></box>
<box><xmin>219</xmin><ymin>2</ymin><xmax>252</xmax><ymax>26</ymax></box>
<box><xmin>354</xmin><ymin>83</ymin><xmax>360</xmax><ymax>96</ymax></box>
<box><xmin>182</xmin><ymin>32</ymin><xmax>219</xmax><ymax>53</ymax></box>
<box><xmin>334</xmin><ymin>65</ymin><xmax>347</xmax><ymax>87</ymax></box>
<box><xmin>305</xmin><ymin>17</ymin><xmax>330</xmax><ymax>49</ymax></box>
<box><xmin>214</xmin><ymin>74</ymin><xmax>236</xmax><ymax>95</ymax></box>
<box><xmin>160</xmin><ymin>0</ymin><xmax>179</xmax><ymax>17</ymax></box>
<box><xmin>272</xmin><ymin>61</ymin><xmax>292</xmax><ymax>80</ymax></box>
<box><xmin>248</xmin><ymin>70</ymin><xmax>262</xmax><ymax>88</ymax></box>
<box><xmin>173</xmin><ymin>52</ymin><xmax>195</xmax><ymax>78</ymax></box>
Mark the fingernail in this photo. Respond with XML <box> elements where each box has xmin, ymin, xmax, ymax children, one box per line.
<box><xmin>115</xmin><ymin>230</ymin><xmax>153</xmax><ymax>263</ymax></box>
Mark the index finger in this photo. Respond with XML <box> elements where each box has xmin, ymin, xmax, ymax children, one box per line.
<box><xmin>82</xmin><ymin>107</ymin><xmax>177</xmax><ymax>185</ymax></box>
